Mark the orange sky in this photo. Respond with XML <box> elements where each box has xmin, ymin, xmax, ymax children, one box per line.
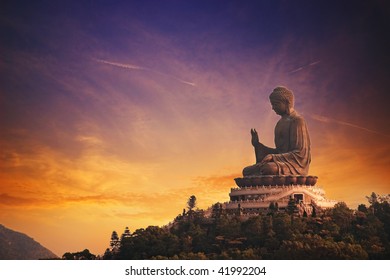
<box><xmin>1</xmin><ymin>1</ymin><xmax>389</xmax><ymax>256</ymax></box>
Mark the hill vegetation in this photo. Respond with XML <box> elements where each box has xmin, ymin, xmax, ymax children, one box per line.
<box><xmin>101</xmin><ymin>193</ymin><xmax>390</xmax><ymax>260</ymax></box>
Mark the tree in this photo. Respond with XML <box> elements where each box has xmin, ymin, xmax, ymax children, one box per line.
<box><xmin>216</xmin><ymin>215</ymin><xmax>241</xmax><ymax>239</ymax></box>
<box><xmin>77</xmin><ymin>249</ymin><xmax>96</xmax><ymax>260</ymax></box>
<box><xmin>366</xmin><ymin>192</ymin><xmax>378</xmax><ymax>205</ymax></box>
<box><xmin>241</xmin><ymin>216</ymin><xmax>263</xmax><ymax>247</ymax></box>
<box><xmin>62</xmin><ymin>249</ymin><xmax>96</xmax><ymax>260</ymax></box>
<box><xmin>211</xmin><ymin>203</ymin><xmax>223</xmax><ymax>219</ymax></box>
<box><xmin>110</xmin><ymin>231</ymin><xmax>120</xmax><ymax>252</ymax></box>
<box><xmin>121</xmin><ymin>227</ymin><xmax>131</xmax><ymax>239</ymax></box>
<box><xmin>62</xmin><ymin>252</ymin><xmax>74</xmax><ymax>260</ymax></box>
<box><xmin>286</xmin><ymin>196</ymin><xmax>298</xmax><ymax>215</ymax></box>
<box><xmin>119</xmin><ymin>227</ymin><xmax>133</xmax><ymax>259</ymax></box>
<box><xmin>103</xmin><ymin>248</ymin><xmax>113</xmax><ymax>260</ymax></box>
<box><xmin>331</xmin><ymin>202</ymin><xmax>354</xmax><ymax>235</ymax></box>
<box><xmin>187</xmin><ymin>195</ymin><xmax>197</xmax><ymax>211</ymax></box>
<box><xmin>273</xmin><ymin>213</ymin><xmax>293</xmax><ymax>240</ymax></box>
<box><xmin>275</xmin><ymin>234</ymin><xmax>368</xmax><ymax>259</ymax></box>
<box><xmin>268</xmin><ymin>202</ymin><xmax>277</xmax><ymax>216</ymax></box>
<box><xmin>378</xmin><ymin>194</ymin><xmax>390</xmax><ymax>203</ymax></box>
<box><xmin>311</xmin><ymin>205</ymin><xmax>317</xmax><ymax>217</ymax></box>
<box><xmin>357</xmin><ymin>204</ymin><xmax>368</xmax><ymax>213</ymax></box>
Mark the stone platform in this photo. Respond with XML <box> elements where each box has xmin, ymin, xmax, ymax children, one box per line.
<box><xmin>234</xmin><ymin>175</ymin><xmax>318</xmax><ymax>188</ymax></box>
<box><xmin>223</xmin><ymin>175</ymin><xmax>337</xmax><ymax>215</ymax></box>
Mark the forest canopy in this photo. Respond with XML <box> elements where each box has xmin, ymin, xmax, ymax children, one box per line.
<box><xmin>65</xmin><ymin>193</ymin><xmax>390</xmax><ymax>260</ymax></box>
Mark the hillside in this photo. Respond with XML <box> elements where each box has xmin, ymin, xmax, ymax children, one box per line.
<box><xmin>0</xmin><ymin>224</ymin><xmax>58</xmax><ymax>260</ymax></box>
<box><xmin>103</xmin><ymin>195</ymin><xmax>390</xmax><ymax>260</ymax></box>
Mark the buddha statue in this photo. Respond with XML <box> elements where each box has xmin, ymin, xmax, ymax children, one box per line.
<box><xmin>243</xmin><ymin>86</ymin><xmax>311</xmax><ymax>176</ymax></box>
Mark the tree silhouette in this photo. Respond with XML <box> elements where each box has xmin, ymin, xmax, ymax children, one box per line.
<box><xmin>187</xmin><ymin>195</ymin><xmax>197</xmax><ymax>211</ymax></box>
<box><xmin>110</xmin><ymin>231</ymin><xmax>120</xmax><ymax>253</ymax></box>
<box><xmin>62</xmin><ymin>249</ymin><xmax>96</xmax><ymax>260</ymax></box>
<box><xmin>286</xmin><ymin>196</ymin><xmax>298</xmax><ymax>215</ymax></box>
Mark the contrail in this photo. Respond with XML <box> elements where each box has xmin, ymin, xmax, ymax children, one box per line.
<box><xmin>311</xmin><ymin>114</ymin><xmax>390</xmax><ymax>138</ymax></box>
<box><xmin>289</xmin><ymin>60</ymin><xmax>321</xmax><ymax>74</ymax></box>
<box><xmin>167</xmin><ymin>77</ymin><xmax>196</xmax><ymax>87</ymax></box>
<box><xmin>148</xmin><ymin>69</ymin><xmax>197</xmax><ymax>87</ymax></box>
<box><xmin>93</xmin><ymin>58</ymin><xmax>145</xmax><ymax>70</ymax></box>
<box><xmin>93</xmin><ymin>58</ymin><xmax>196</xmax><ymax>87</ymax></box>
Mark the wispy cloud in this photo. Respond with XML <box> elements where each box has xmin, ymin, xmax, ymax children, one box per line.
<box><xmin>76</xmin><ymin>135</ymin><xmax>105</xmax><ymax>147</ymax></box>
<box><xmin>289</xmin><ymin>60</ymin><xmax>321</xmax><ymax>74</ymax></box>
<box><xmin>311</xmin><ymin>114</ymin><xmax>390</xmax><ymax>138</ymax></box>
<box><xmin>93</xmin><ymin>58</ymin><xmax>145</xmax><ymax>70</ymax></box>
<box><xmin>0</xmin><ymin>192</ymin><xmax>166</xmax><ymax>208</ymax></box>
<box><xmin>193</xmin><ymin>173</ymin><xmax>240</xmax><ymax>189</ymax></box>
<box><xmin>93</xmin><ymin>58</ymin><xmax>196</xmax><ymax>87</ymax></box>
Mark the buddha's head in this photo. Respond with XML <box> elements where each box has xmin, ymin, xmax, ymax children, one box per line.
<box><xmin>269</xmin><ymin>86</ymin><xmax>294</xmax><ymax>115</ymax></box>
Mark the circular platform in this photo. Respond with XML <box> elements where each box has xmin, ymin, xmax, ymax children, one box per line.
<box><xmin>234</xmin><ymin>175</ymin><xmax>318</xmax><ymax>187</ymax></box>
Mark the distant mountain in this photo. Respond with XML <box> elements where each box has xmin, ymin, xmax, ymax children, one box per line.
<box><xmin>0</xmin><ymin>224</ymin><xmax>58</xmax><ymax>260</ymax></box>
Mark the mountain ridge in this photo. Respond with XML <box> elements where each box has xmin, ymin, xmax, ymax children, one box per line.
<box><xmin>0</xmin><ymin>224</ymin><xmax>58</xmax><ymax>260</ymax></box>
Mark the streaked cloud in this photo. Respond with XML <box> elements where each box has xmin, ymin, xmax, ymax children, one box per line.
<box><xmin>288</xmin><ymin>60</ymin><xmax>321</xmax><ymax>74</ymax></box>
<box><xmin>93</xmin><ymin>58</ymin><xmax>145</xmax><ymax>70</ymax></box>
<box><xmin>76</xmin><ymin>135</ymin><xmax>105</xmax><ymax>146</ymax></box>
<box><xmin>311</xmin><ymin>114</ymin><xmax>390</xmax><ymax>138</ymax></box>
<box><xmin>94</xmin><ymin>57</ymin><xmax>196</xmax><ymax>87</ymax></box>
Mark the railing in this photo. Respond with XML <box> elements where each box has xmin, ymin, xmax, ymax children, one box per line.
<box><xmin>224</xmin><ymin>199</ymin><xmax>289</xmax><ymax>208</ymax></box>
<box><xmin>230</xmin><ymin>185</ymin><xmax>325</xmax><ymax>195</ymax></box>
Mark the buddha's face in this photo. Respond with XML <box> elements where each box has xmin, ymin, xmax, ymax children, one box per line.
<box><xmin>270</xmin><ymin>99</ymin><xmax>289</xmax><ymax>115</ymax></box>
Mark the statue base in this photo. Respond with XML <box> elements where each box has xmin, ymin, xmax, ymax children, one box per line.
<box><xmin>234</xmin><ymin>175</ymin><xmax>318</xmax><ymax>188</ymax></box>
<box><xmin>223</xmin><ymin>175</ymin><xmax>337</xmax><ymax>216</ymax></box>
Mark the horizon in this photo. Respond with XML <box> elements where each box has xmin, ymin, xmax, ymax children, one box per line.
<box><xmin>1</xmin><ymin>0</ymin><xmax>389</xmax><ymax>256</ymax></box>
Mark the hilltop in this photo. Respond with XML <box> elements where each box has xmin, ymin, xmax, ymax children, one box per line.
<box><xmin>0</xmin><ymin>224</ymin><xmax>58</xmax><ymax>260</ymax></box>
<box><xmin>102</xmin><ymin>193</ymin><xmax>390</xmax><ymax>260</ymax></box>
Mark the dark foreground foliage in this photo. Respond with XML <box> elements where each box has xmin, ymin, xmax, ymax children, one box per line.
<box><xmin>62</xmin><ymin>249</ymin><xmax>96</xmax><ymax>260</ymax></box>
<box><xmin>103</xmin><ymin>194</ymin><xmax>390</xmax><ymax>260</ymax></box>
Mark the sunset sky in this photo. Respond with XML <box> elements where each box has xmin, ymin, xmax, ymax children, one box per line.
<box><xmin>1</xmin><ymin>0</ymin><xmax>389</xmax><ymax>256</ymax></box>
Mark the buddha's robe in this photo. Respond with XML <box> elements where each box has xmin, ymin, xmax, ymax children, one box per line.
<box><xmin>249</xmin><ymin>110</ymin><xmax>311</xmax><ymax>175</ymax></box>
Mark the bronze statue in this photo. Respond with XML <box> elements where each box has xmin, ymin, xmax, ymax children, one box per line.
<box><xmin>243</xmin><ymin>86</ymin><xmax>311</xmax><ymax>176</ymax></box>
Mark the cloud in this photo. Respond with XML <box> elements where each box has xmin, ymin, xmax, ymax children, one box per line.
<box><xmin>0</xmin><ymin>189</ymin><xmax>187</xmax><ymax>209</ymax></box>
<box><xmin>93</xmin><ymin>58</ymin><xmax>145</xmax><ymax>70</ymax></box>
<box><xmin>311</xmin><ymin>114</ymin><xmax>390</xmax><ymax>138</ymax></box>
<box><xmin>76</xmin><ymin>135</ymin><xmax>105</xmax><ymax>146</ymax></box>
<box><xmin>193</xmin><ymin>173</ymin><xmax>240</xmax><ymax>189</ymax></box>
<box><xmin>93</xmin><ymin>57</ymin><xmax>196</xmax><ymax>87</ymax></box>
<box><xmin>0</xmin><ymin>193</ymin><xmax>125</xmax><ymax>208</ymax></box>
<box><xmin>288</xmin><ymin>60</ymin><xmax>321</xmax><ymax>74</ymax></box>
<box><xmin>0</xmin><ymin>193</ymin><xmax>45</xmax><ymax>206</ymax></box>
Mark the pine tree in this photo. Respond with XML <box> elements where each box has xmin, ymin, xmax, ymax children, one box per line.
<box><xmin>286</xmin><ymin>196</ymin><xmax>298</xmax><ymax>215</ymax></box>
<box><xmin>311</xmin><ymin>205</ymin><xmax>317</xmax><ymax>217</ymax></box>
<box><xmin>110</xmin><ymin>231</ymin><xmax>120</xmax><ymax>252</ymax></box>
<box><xmin>187</xmin><ymin>195</ymin><xmax>197</xmax><ymax>211</ymax></box>
<box><xmin>121</xmin><ymin>227</ymin><xmax>131</xmax><ymax>239</ymax></box>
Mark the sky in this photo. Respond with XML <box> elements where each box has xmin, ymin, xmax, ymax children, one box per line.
<box><xmin>1</xmin><ymin>0</ymin><xmax>389</xmax><ymax>256</ymax></box>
